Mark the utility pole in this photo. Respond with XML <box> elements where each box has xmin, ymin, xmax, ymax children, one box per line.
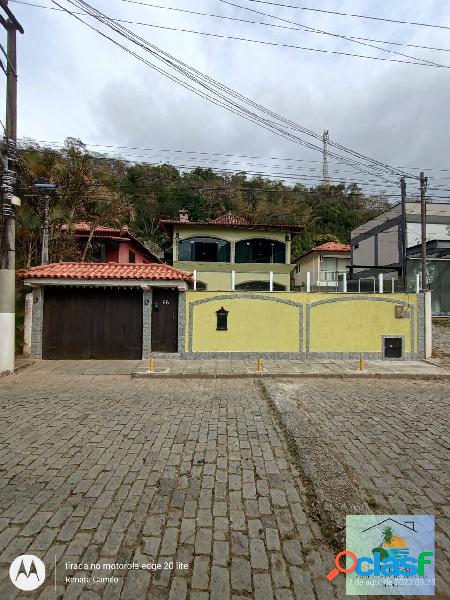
<box><xmin>400</xmin><ymin>177</ymin><xmax>407</xmax><ymax>292</ymax></box>
<box><xmin>322</xmin><ymin>130</ymin><xmax>330</xmax><ymax>186</ymax></box>
<box><xmin>420</xmin><ymin>172</ymin><xmax>428</xmax><ymax>291</ymax></box>
<box><xmin>0</xmin><ymin>0</ymin><xmax>23</xmax><ymax>373</ymax></box>
<box><xmin>34</xmin><ymin>183</ymin><xmax>57</xmax><ymax>264</ymax></box>
<box><xmin>42</xmin><ymin>196</ymin><xmax>49</xmax><ymax>264</ymax></box>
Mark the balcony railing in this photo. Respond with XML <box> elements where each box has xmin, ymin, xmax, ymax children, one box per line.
<box><xmin>318</xmin><ymin>270</ymin><xmax>347</xmax><ymax>283</ymax></box>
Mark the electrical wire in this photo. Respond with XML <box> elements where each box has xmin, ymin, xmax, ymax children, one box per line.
<box><xmin>51</xmin><ymin>0</ymin><xmax>413</xmax><ymax>183</ymax></box>
<box><xmin>14</xmin><ymin>0</ymin><xmax>450</xmax><ymax>55</ymax></box>
<box><xmin>217</xmin><ymin>0</ymin><xmax>448</xmax><ymax>70</ymax></box>
<box><xmin>18</xmin><ymin>141</ymin><xmax>406</xmax><ymax>189</ymax></box>
<box><xmin>240</xmin><ymin>0</ymin><xmax>450</xmax><ymax>32</ymax></box>
<box><xmin>23</xmin><ymin>138</ymin><xmax>450</xmax><ymax>174</ymax></box>
<box><xmin>22</xmin><ymin>139</ymin><xmax>450</xmax><ymax>197</ymax></box>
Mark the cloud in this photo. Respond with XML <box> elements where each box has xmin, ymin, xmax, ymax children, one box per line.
<box><xmin>10</xmin><ymin>0</ymin><xmax>450</xmax><ymax>194</ymax></box>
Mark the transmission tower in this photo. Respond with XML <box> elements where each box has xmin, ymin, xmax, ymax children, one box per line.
<box><xmin>322</xmin><ymin>130</ymin><xmax>330</xmax><ymax>186</ymax></box>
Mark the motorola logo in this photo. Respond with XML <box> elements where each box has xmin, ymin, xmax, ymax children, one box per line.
<box><xmin>9</xmin><ymin>555</ymin><xmax>46</xmax><ymax>591</ymax></box>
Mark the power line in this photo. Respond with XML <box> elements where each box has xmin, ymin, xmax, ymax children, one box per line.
<box><xmin>217</xmin><ymin>0</ymin><xmax>448</xmax><ymax>70</ymax></box>
<box><xmin>240</xmin><ymin>0</ymin><xmax>450</xmax><ymax>32</ymax></box>
<box><xmin>14</xmin><ymin>0</ymin><xmax>450</xmax><ymax>55</ymax></box>
<box><xmin>50</xmin><ymin>0</ymin><xmax>413</xmax><ymax>183</ymax></box>
<box><xmin>22</xmin><ymin>139</ymin><xmax>450</xmax><ymax>177</ymax></box>
<box><xmin>54</xmin><ymin>18</ymin><xmax>450</xmax><ymax>68</ymax></box>
<box><xmin>18</xmin><ymin>140</ymin><xmax>405</xmax><ymax>189</ymax></box>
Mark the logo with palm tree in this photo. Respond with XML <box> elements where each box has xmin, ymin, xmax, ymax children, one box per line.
<box><xmin>372</xmin><ymin>525</ymin><xmax>408</xmax><ymax>561</ymax></box>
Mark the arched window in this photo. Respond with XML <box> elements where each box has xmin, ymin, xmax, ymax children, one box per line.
<box><xmin>178</xmin><ymin>237</ymin><xmax>230</xmax><ymax>262</ymax></box>
<box><xmin>235</xmin><ymin>238</ymin><xmax>285</xmax><ymax>264</ymax></box>
<box><xmin>235</xmin><ymin>281</ymin><xmax>286</xmax><ymax>291</ymax></box>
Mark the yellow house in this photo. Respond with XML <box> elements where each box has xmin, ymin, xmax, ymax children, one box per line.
<box><xmin>160</xmin><ymin>210</ymin><xmax>304</xmax><ymax>291</ymax></box>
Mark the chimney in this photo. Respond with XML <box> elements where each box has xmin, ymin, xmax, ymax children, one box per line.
<box><xmin>179</xmin><ymin>208</ymin><xmax>189</xmax><ymax>222</ymax></box>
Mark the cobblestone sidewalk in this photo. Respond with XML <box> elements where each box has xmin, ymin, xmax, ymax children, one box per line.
<box><xmin>0</xmin><ymin>372</ymin><xmax>341</xmax><ymax>599</ymax></box>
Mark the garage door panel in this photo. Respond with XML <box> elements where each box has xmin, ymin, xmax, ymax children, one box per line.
<box><xmin>43</xmin><ymin>287</ymin><xmax>142</xmax><ymax>360</ymax></box>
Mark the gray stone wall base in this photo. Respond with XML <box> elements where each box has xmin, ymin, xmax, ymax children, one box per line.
<box><xmin>142</xmin><ymin>289</ymin><xmax>152</xmax><ymax>359</ymax></box>
<box><xmin>179</xmin><ymin>351</ymin><xmax>420</xmax><ymax>360</ymax></box>
<box><xmin>31</xmin><ymin>287</ymin><xmax>43</xmax><ymax>359</ymax></box>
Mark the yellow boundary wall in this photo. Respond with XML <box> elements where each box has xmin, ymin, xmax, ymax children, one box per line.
<box><xmin>185</xmin><ymin>291</ymin><xmax>422</xmax><ymax>358</ymax></box>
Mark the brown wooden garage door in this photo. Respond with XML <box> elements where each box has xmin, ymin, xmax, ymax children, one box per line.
<box><xmin>43</xmin><ymin>287</ymin><xmax>143</xmax><ymax>359</ymax></box>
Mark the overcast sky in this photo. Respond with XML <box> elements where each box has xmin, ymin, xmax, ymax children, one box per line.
<box><xmin>4</xmin><ymin>0</ymin><xmax>450</xmax><ymax>196</ymax></box>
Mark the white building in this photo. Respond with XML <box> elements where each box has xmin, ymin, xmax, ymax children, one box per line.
<box><xmin>291</xmin><ymin>242</ymin><xmax>351</xmax><ymax>290</ymax></box>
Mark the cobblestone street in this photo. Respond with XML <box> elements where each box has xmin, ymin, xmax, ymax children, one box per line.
<box><xmin>272</xmin><ymin>379</ymin><xmax>450</xmax><ymax>598</ymax></box>
<box><xmin>0</xmin><ymin>369</ymin><xmax>339</xmax><ymax>599</ymax></box>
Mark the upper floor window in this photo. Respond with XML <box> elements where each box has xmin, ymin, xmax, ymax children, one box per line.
<box><xmin>178</xmin><ymin>237</ymin><xmax>230</xmax><ymax>262</ymax></box>
<box><xmin>129</xmin><ymin>250</ymin><xmax>136</xmax><ymax>263</ymax></box>
<box><xmin>235</xmin><ymin>238</ymin><xmax>286</xmax><ymax>264</ymax></box>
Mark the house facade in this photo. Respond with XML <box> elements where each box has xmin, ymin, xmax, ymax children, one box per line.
<box><xmin>291</xmin><ymin>242</ymin><xmax>351</xmax><ymax>290</ymax></box>
<box><xmin>63</xmin><ymin>223</ymin><xmax>162</xmax><ymax>264</ymax></box>
<box><xmin>351</xmin><ymin>201</ymin><xmax>450</xmax><ymax>315</ymax></box>
<box><xmin>160</xmin><ymin>211</ymin><xmax>303</xmax><ymax>291</ymax></box>
<box><xmin>22</xmin><ymin>261</ymin><xmax>430</xmax><ymax>360</ymax></box>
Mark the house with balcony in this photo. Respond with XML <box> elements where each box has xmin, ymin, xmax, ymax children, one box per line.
<box><xmin>291</xmin><ymin>242</ymin><xmax>351</xmax><ymax>290</ymax></box>
<box><xmin>159</xmin><ymin>210</ymin><xmax>303</xmax><ymax>291</ymax></box>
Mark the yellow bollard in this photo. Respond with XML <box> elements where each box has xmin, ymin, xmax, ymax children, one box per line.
<box><xmin>359</xmin><ymin>355</ymin><xmax>364</xmax><ymax>371</ymax></box>
<box><xmin>257</xmin><ymin>357</ymin><xmax>263</xmax><ymax>373</ymax></box>
<box><xmin>149</xmin><ymin>355</ymin><xmax>155</xmax><ymax>372</ymax></box>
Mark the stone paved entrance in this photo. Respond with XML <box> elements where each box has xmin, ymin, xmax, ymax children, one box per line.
<box><xmin>0</xmin><ymin>369</ymin><xmax>340</xmax><ymax>599</ymax></box>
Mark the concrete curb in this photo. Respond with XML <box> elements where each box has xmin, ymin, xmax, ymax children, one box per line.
<box><xmin>259</xmin><ymin>379</ymin><xmax>370</xmax><ymax>548</ymax></box>
<box><xmin>132</xmin><ymin>371</ymin><xmax>450</xmax><ymax>380</ymax></box>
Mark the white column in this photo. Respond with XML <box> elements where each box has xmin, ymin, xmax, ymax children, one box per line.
<box><xmin>23</xmin><ymin>292</ymin><xmax>33</xmax><ymax>357</ymax></box>
<box><xmin>343</xmin><ymin>272</ymin><xmax>347</xmax><ymax>293</ymax></box>
<box><xmin>231</xmin><ymin>270</ymin><xmax>235</xmax><ymax>291</ymax></box>
<box><xmin>358</xmin><ymin>279</ymin><xmax>361</xmax><ymax>293</ymax></box>
<box><xmin>378</xmin><ymin>273</ymin><xmax>384</xmax><ymax>293</ymax></box>
<box><xmin>306</xmin><ymin>271</ymin><xmax>311</xmax><ymax>293</ymax></box>
<box><xmin>269</xmin><ymin>271</ymin><xmax>273</xmax><ymax>292</ymax></box>
<box><xmin>416</xmin><ymin>273</ymin><xmax>420</xmax><ymax>294</ymax></box>
<box><xmin>391</xmin><ymin>277</ymin><xmax>395</xmax><ymax>293</ymax></box>
<box><xmin>193</xmin><ymin>269</ymin><xmax>197</xmax><ymax>291</ymax></box>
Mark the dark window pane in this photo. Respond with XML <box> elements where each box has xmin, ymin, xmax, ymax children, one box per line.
<box><xmin>178</xmin><ymin>237</ymin><xmax>230</xmax><ymax>262</ymax></box>
<box><xmin>188</xmin><ymin>281</ymin><xmax>207</xmax><ymax>290</ymax></box>
<box><xmin>129</xmin><ymin>251</ymin><xmax>136</xmax><ymax>263</ymax></box>
<box><xmin>235</xmin><ymin>281</ymin><xmax>285</xmax><ymax>291</ymax></box>
<box><xmin>235</xmin><ymin>239</ymin><xmax>285</xmax><ymax>263</ymax></box>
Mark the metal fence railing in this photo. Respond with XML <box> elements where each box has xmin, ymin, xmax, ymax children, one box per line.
<box><xmin>292</xmin><ymin>272</ymin><xmax>421</xmax><ymax>294</ymax></box>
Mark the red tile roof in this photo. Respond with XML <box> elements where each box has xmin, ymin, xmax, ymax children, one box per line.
<box><xmin>160</xmin><ymin>211</ymin><xmax>303</xmax><ymax>236</ymax></box>
<box><xmin>20</xmin><ymin>262</ymin><xmax>193</xmax><ymax>282</ymax></box>
<box><xmin>211</xmin><ymin>212</ymin><xmax>249</xmax><ymax>225</ymax></box>
<box><xmin>61</xmin><ymin>223</ymin><xmax>131</xmax><ymax>237</ymax></box>
<box><xmin>61</xmin><ymin>223</ymin><xmax>163</xmax><ymax>260</ymax></box>
<box><xmin>313</xmin><ymin>242</ymin><xmax>351</xmax><ymax>252</ymax></box>
<box><xmin>294</xmin><ymin>242</ymin><xmax>351</xmax><ymax>262</ymax></box>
